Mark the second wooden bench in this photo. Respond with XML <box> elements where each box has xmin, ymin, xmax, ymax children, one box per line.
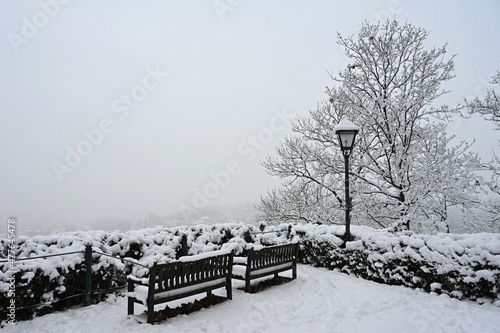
<box><xmin>232</xmin><ymin>243</ymin><xmax>298</xmax><ymax>292</ymax></box>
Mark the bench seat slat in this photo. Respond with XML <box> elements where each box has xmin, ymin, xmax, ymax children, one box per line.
<box><xmin>249</xmin><ymin>262</ymin><xmax>293</xmax><ymax>277</ymax></box>
<box><xmin>130</xmin><ymin>277</ymin><xmax>228</xmax><ymax>305</ymax></box>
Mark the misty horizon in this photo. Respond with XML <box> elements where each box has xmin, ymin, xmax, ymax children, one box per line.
<box><xmin>1</xmin><ymin>0</ymin><xmax>499</xmax><ymax>232</ymax></box>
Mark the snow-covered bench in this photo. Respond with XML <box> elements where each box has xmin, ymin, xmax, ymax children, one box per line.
<box><xmin>232</xmin><ymin>243</ymin><xmax>298</xmax><ymax>292</ymax></box>
<box><xmin>127</xmin><ymin>249</ymin><xmax>234</xmax><ymax>324</ymax></box>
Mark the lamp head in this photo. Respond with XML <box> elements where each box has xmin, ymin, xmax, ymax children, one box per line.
<box><xmin>333</xmin><ymin>118</ymin><xmax>360</xmax><ymax>155</ymax></box>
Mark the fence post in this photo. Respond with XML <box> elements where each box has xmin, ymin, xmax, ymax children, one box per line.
<box><xmin>181</xmin><ymin>234</ymin><xmax>188</xmax><ymax>257</ymax></box>
<box><xmin>243</xmin><ymin>230</ymin><xmax>253</xmax><ymax>243</ymax></box>
<box><xmin>84</xmin><ymin>244</ymin><xmax>92</xmax><ymax>306</ymax></box>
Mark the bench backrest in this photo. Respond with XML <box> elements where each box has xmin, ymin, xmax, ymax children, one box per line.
<box><xmin>247</xmin><ymin>243</ymin><xmax>298</xmax><ymax>271</ymax></box>
<box><xmin>149</xmin><ymin>251</ymin><xmax>233</xmax><ymax>292</ymax></box>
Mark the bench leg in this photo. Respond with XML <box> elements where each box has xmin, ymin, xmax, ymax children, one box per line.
<box><xmin>245</xmin><ymin>278</ymin><xmax>251</xmax><ymax>293</ymax></box>
<box><xmin>226</xmin><ymin>277</ymin><xmax>232</xmax><ymax>300</ymax></box>
<box><xmin>127</xmin><ymin>280</ymin><xmax>135</xmax><ymax>316</ymax></box>
<box><xmin>292</xmin><ymin>262</ymin><xmax>297</xmax><ymax>279</ymax></box>
<box><xmin>127</xmin><ymin>298</ymin><xmax>134</xmax><ymax>316</ymax></box>
<box><xmin>207</xmin><ymin>290</ymin><xmax>212</xmax><ymax>297</ymax></box>
<box><xmin>147</xmin><ymin>302</ymin><xmax>155</xmax><ymax>325</ymax></box>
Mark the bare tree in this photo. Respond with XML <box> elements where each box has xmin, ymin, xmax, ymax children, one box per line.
<box><xmin>465</xmin><ymin>71</ymin><xmax>500</xmax><ymax>232</ymax></box>
<box><xmin>466</xmin><ymin>72</ymin><xmax>500</xmax><ymax>129</ymax></box>
<box><xmin>259</xmin><ymin>20</ymin><xmax>482</xmax><ymax>233</ymax></box>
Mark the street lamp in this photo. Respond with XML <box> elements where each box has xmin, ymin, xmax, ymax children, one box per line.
<box><xmin>333</xmin><ymin>118</ymin><xmax>360</xmax><ymax>244</ymax></box>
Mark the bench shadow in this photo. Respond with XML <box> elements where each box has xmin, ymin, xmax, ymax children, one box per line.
<box><xmin>237</xmin><ymin>276</ymin><xmax>294</xmax><ymax>294</ymax></box>
<box><xmin>153</xmin><ymin>294</ymin><xmax>228</xmax><ymax>323</ymax></box>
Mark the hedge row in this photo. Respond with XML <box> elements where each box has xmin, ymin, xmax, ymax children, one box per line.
<box><xmin>0</xmin><ymin>224</ymin><xmax>260</xmax><ymax>321</ymax></box>
<box><xmin>290</xmin><ymin>224</ymin><xmax>500</xmax><ymax>302</ymax></box>
<box><xmin>1</xmin><ymin>223</ymin><xmax>499</xmax><ymax>323</ymax></box>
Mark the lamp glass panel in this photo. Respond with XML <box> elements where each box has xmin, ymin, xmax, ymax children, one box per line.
<box><xmin>339</xmin><ymin>132</ymin><xmax>355</xmax><ymax>149</ymax></box>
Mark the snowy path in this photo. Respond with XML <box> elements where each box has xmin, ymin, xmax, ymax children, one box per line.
<box><xmin>5</xmin><ymin>265</ymin><xmax>500</xmax><ymax>333</ymax></box>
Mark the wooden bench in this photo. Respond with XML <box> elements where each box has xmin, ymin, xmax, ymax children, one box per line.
<box><xmin>232</xmin><ymin>243</ymin><xmax>298</xmax><ymax>292</ymax></box>
<box><xmin>127</xmin><ymin>249</ymin><xmax>233</xmax><ymax>324</ymax></box>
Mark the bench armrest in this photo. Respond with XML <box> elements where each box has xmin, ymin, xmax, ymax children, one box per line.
<box><xmin>127</xmin><ymin>275</ymin><xmax>149</xmax><ymax>286</ymax></box>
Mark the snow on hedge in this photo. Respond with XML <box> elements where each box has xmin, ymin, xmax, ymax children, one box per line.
<box><xmin>1</xmin><ymin>222</ymin><xmax>499</xmax><ymax>322</ymax></box>
<box><xmin>289</xmin><ymin>223</ymin><xmax>500</xmax><ymax>301</ymax></box>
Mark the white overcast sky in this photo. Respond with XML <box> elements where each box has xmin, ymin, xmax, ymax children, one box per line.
<box><xmin>1</xmin><ymin>0</ymin><xmax>499</xmax><ymax>227</ymax></box>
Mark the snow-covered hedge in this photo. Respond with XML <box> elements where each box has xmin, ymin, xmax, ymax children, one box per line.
<box><xmin>1</xmin><ymin>223</ymin><xmax>499</xmax><ymax>322</ymax></box>
<box><xmin>290</xmin><ymin>224</ymin><xmax>500</xmax><ymax>303</ymax></box>
<box><xmin>0</xmin><ymin>223</ymin><xmax>265</xmax><ymax>320</ymax></box>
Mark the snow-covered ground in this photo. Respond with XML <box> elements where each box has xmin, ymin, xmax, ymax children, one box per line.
<box><xmin>5</xmin><ymin>265</ymin><xmax>499</xmax><ymax>333</ymax></box>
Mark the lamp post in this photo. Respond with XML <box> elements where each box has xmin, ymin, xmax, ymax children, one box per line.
<box><xmin>333</xmin><ymin>118</ymin><xmax>360</xmax><ymax>244</ymax></box>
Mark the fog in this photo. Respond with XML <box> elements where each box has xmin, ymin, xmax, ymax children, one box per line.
<box><xmin>1</xmin><ymin>0</ymin><xmax>499</xmax><ymax>231</ymax></box>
